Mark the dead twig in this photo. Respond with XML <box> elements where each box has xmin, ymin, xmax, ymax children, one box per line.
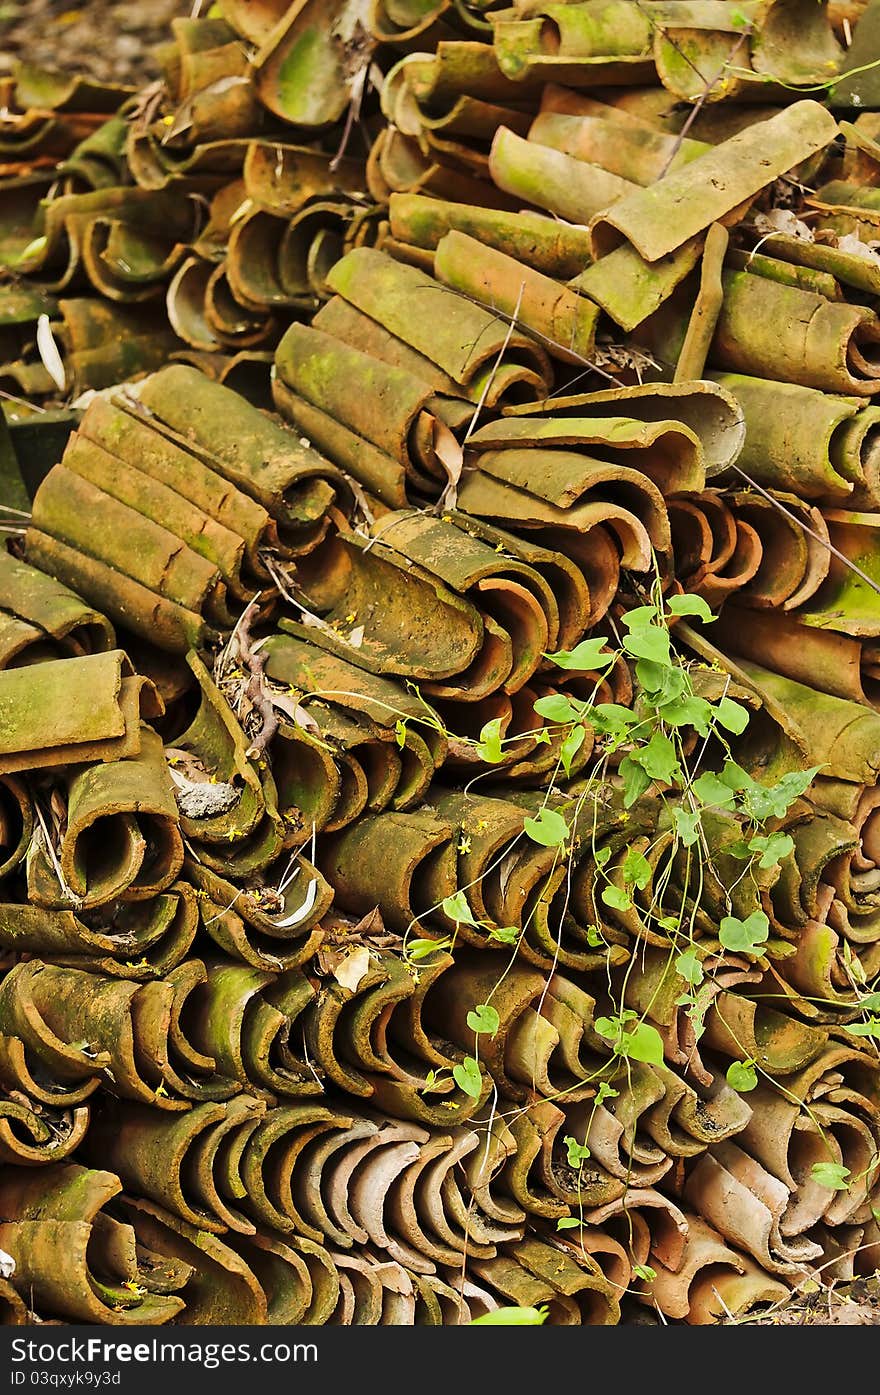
<box><xmin>656</xmin><ymin>29</ymin><xmax>752</xmax><ymax>180</ymax></box>
<box><xmin>729</xmin><ymin>464</ymin><xmax>880</xmax><ymax>601</ymax></box>
<box><xmin>235</xmin><ymin>599</ymin><xmax>279</xmax><ymax>757</ymax></box>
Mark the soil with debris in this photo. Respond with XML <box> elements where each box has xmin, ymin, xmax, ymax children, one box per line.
<box><xmin>0</xmin><ymin>0</ymin><xmax>191</xmax><ymax>86</ymax></box>
<box><xmin>745</xmin><ymin>1277</ymin><xmax>880</xmax><ymax>1326</ymax></box>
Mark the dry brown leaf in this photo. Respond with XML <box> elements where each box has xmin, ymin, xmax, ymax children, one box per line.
<box><xmin>36</xmin><ymin>314</ymin><xmax>65</xmax><ymax>392</ymax></box>
<box><xmin>343</xmin><ymin>471</ymin><xmax>376</xmax><ymax>528</ymax></box>
<box><xmin>332</xmin><ymin>945</ymin><xmax>371</xmax><ymax>992</ymax></box>
<box><xmin>753</xmin><ymin>208</ymin><xmax>814</xmax><ymax>242</ymax></box>
<box><xmin>435</xmin><ymin>419</ymin><xmax>464</xmax><ymax>511</ymax></box>
<box><xmin>266</xmin><ymin>685</ymin><xmax>321</xmax><ymax>732</ymax></box>
<box><xmin>835</xmin><ymin>233</ymin><xmax>880</xmax><ymax>267</ymax></box>
<box><xmin>498</xmin><ymin>848</ymin><xmax>519</xmax><ymax>900</ymax></box>
<box><xmin>350</xmin><ymin>905</ymin><xmax>386</xmax><ymax>938</ymax></box>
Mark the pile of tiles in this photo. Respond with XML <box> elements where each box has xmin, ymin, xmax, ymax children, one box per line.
<box><xmin>2</xmin><ymin>0</ymin><xmax>880</xmax><ymax>1328</ymax></box>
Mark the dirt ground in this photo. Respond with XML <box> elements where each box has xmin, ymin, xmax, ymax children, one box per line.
<box><xmin>2</xmin><ymin>0</ymin><xmax>880</xmax><ymax>1335</ymax></box>
<box><xmin>745</xmin><ymin>1275</ymin><xmax>880</xmax><ymax>1326</ymax></box>
<box><xmin>0</xmin><ymin>0</ymin><xmax>191</xmax><ymax>86</ymax></box>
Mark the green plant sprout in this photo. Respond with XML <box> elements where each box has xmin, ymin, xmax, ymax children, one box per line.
<box><xmin>317</xmin><ymin>564</ymin><xmax>879</xmax><ymax>1277</ymax></box>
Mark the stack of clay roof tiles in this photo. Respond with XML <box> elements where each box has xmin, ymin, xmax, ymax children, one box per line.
<box><xmin>1</xmin><ymin>0</ymin><xmax>880</xmax><ymax>1327</ymax></box>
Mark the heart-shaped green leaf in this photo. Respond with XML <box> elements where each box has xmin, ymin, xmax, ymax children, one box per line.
<box><xmin>692</xmin><ymin>772</ymin><xmax>737</xmax><ymax>809</ymax></box>
<box><xmin>533</xmin><ymin>694</ymin><xmax>583</xmax><ymax>724</ymax></box>
<box><xmin>408</xmin><ymin>937</ymin><xmax>451</xmax><ymax>960</ymax></box>
<box><xmin>545</xmin><ymin>638</ymin><xmax>614</xmax><ymax>671</ymax></box>
<box><xmin>623</xmin><ymin>1021</ymin><xmax>664</xmax><ymax>1065</ymax></box>
<box><xmin>748</xmin><ymin>831</ymin><xmax>795</xmax><ymax>869</ymax></box>
<box><xmin>811</xmin><ymin>1162</ymin><xmax>850</xmax><ymax>1192</ymax></box>
<box><xmin>467</xmin><ymin>1003</ymin><xmax>500</xmax><ymax>1037</ymax></box>
<box><xmin>476</xmin><ymin>717</ymin><xmax>504</xmax><ymax>764</ymax></box>
<box><xmin>623</xmin><ymin>627</ymin><xmax>671</xmax><ymax>665</ymax></box>
<box><xmin>441</xmin><ymin>891</ymin><xmax>478</xmax><ymax>926</ymax></box>
<box><xmin>726</xmin><ymin>1060</ymin><xmax>758</xmax><ymax>1092</ymax></box>
<box><xmin>452</xmin><ymin>1055</ymin><xmax>483</xmax><ymax>1100</ymax></box>
<box><xmin>718</xmin><ymin>910</ymin><xmax>770</xmax><ymax>954</ymax></box>
<box><xmin>672</xmin><ymin>806</ymin><xmax>701</xmax><ymax>847</ymax></box>
<box><xmin>619</xmin><ymin>755</ymin><xmax>652</xmax><ymax>808</ymax></box>
<box><xmin>716</xmin><ymin>696</ymin><xmax>750</xmax><ymax>734</ymax></box>
<box><xmin>524</xmin><ymin>807</ymin><xmax>569</xmax><ymax>847</ymax></box>
<box><xmin>675</xmin><ymin>949</ymin><xmax>704</xmax><ymax>986</ymax></box>
<box><xmin>634</xmin><ymin>732</ymin><xmax>680</xmax><ymax>784</ymax></box>
<box><xmin>488</xmin><ymin>925</ymin><xmax>519</xmax><ymax>946</ymax></box>
<box><xmin>563</xmin><ymin>1134</ymin><xmax>591</xmax><ymax>1167</ymax></box>
<box><xmin>601</xmin><ymin>884</ymin><xmax>632</xmax><ymax>912</ymax></box>
<box><xmin>560</xmin><ymin>723</ymin><xmax>586</xmax><ymax>777</ymax></box>
<box><xmin>622</xmin><ymin>847</ymin><xmax>651</xmax><ymax>889</ymax></box>
<box><xmin>666</xmin><ymin>593</ymin><xmax>714</xmax><ymax>623</ymax></box>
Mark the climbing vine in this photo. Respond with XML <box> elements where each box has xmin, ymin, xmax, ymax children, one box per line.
<box><xmin>283</xmin><ymin>553</ymin><xmax>880</xmax><ymax>1305</ymax></box>
<box><xmin>375</xmin><ymin>565</ymin><xmax>880</xmax><ymax>1301</ymax></box>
